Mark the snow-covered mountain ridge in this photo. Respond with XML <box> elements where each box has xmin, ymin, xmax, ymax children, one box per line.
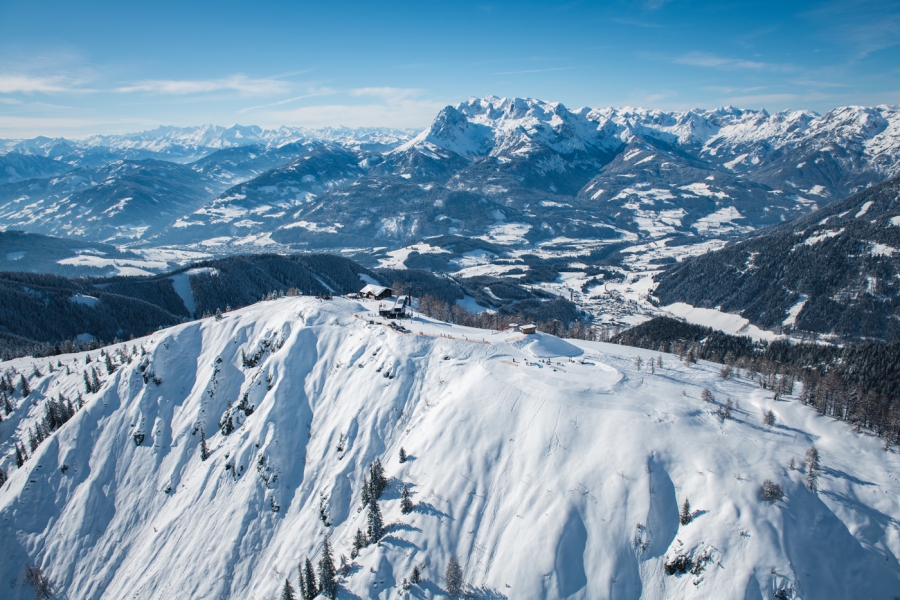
<box><xmin>0</xmin><ymin>125</ymin><xmax>417</xmax><ymax>163</ymax></box>
<box><xmin>1</xmin><ymin>296</ymin><xmax>898</xmax><ymax>599</ymax></box>
<box><xmin>405</xmin><ymin>96</ymin><xmax>900</xmax><ymax>177</ymax></box>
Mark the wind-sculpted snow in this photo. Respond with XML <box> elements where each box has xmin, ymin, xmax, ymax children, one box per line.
<box><xmin>1</xmin><ymin>297</ymin><xmax>899</xmax><ymax>599</ymax></box>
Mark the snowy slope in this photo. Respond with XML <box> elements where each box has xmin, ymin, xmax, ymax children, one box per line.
<box><xmin>1</xmin><ymin>297</ymin><xmax>898</xmax><ymax>599</ymax></box>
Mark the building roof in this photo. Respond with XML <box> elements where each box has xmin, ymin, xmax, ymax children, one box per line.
<box><xmin>360</xmin><ymin>284</ymin><xmax>389</xmax><ymax>296</ymax></box>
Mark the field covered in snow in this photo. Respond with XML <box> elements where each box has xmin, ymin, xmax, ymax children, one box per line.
<box><xmin>0</xmin><ymin>297</ymin><xmax>898</xmax><ymax>599</ymax></box>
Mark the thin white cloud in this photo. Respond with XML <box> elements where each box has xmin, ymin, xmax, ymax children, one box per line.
<box><xmin>350</xmin><ymin>87</ymin><xmax>425</xmax><ymax>102</ymax></box>
<box><xmin>0</xmin><ymin>74</ymin><xmax>79</xmax><ymax>93</ymax></box>
<box><xmin>260</xmin><ymin>97</ymin><xmax>445</xmax><ymax>129</ymax></box>
<box><xmin>116</xmin><ymin>74</ymin><xmax>291</xmax><ymax>96</ymax></box>
<box><xmin>238</xmin><ymin>88</ymin><xmax>338</xmax><ymax>114</ymax></box>
<box><xmin>671</xmin><ymin>53</ymin><xmax>771</xmax><ymax>70</ymax></box>
<box><xmin>722</xmin><ymin>93</ymin><xmax>800</xmax><ymax>107</ymax></box>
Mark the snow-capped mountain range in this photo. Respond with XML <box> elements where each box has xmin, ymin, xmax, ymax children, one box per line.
<box><xmin>1</xmin><ymin>296</ymin><xmax>897</xmax><ymax>599</ymax></box>
<box><xmin>1</xmin><ymin>97</ymin><xmax>899</xmax><ymax>252</ymax></box>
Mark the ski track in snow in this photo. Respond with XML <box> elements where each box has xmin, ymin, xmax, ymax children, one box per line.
<box><xmin>0</xmin><ymin>296</ymin><xmax>899</xmax><ymax>599</ymax></box>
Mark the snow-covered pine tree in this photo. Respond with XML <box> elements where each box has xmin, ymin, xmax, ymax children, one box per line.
<box><xmin>20</xmin><ymin>375</ymin><xmax>30</xmax><ymax>398</ymax></box>
<box><xmin>280</xmin><ymin>578</ymin><xmax>296</xmax><ymax>600</ymax></box>
<box><xmin>763</xmin><ymin>409</ymin><xmax>775</xmax><ymax>426</ymax></box>
<box><xmin>400</xmin><ymin>484</ymin><xmax>414</xmax><ymax>514</ymax></box>
<box><xmin>701</xmin><ymin>388</ymin><xmax>713</xmax><ymax>403</ymax></box>
<box><xmin>446</xmin><ymin>556</ymin><xmax>463</xmax><ymax>596</ymax></box>
<box><xmin>805</xmin><ymin>445</ymin><xmax>820</xmax><ymax>491</ymax></box>
<box><xmin>28</xmin><ymin>428</ymin><xmax>38</xmax><ymax>452</ymax></box>
<box><xmin>83</xmin><ymin>371</ymin><xmax>92</xmax><ymax>395</ymax></box>
<box><xmin>199</xmin><ymin>428</ymin><xmax>210</xmax><ymax>461</ymax></box>
<box><xmin>15</xmin><ymin>444</ymin><xmax>26</xmax><ymax>467</ymax></box>
<box><xmin>219</xmin><ymin>401</ymin><xmax>234</xmax><ymax>436</ymax></box>
<box><xmin>410</xmin><ymin>565</ymin><xmax>421</xmax><ymax>584</ymax></box>
<box><xmin>317</xmin><ymin>536</ymin><xmax>337</xmax><ymax>599</ymax></box>
<box><xmin>360</xmin><ymin>474</ymin><xmax>371</xmax><ymax>506</ymax></box>
<box><xmin>679</xmin><ymin>498</ymin><xmax>692</xmax><ymax>525</ymax></box>
<box><xmin>370</xmin><ymin>458</ymin><xmax>387</xmax><ymax>498</ymax></box>
<box><xmin>351</xmin><ymin>527</ymin><xmax>367</xmax><ymax>558</ymax></box>
<box><xmin>105</xmin><ymin>353</ymin><xmax>115</xmax><ymax>375</ymax></box>
<box><xmin>367</xmin><ymin>497</ymin><xmax>384</xmax><ymax>543</ymax></box>
<box><xmin>300</xmin><ymin>558</ymin><xmax>318</xmax><ymax>600</ymax></box>
<box><xmin>399</xmin><ymin>447</ymin><xmax>407</xmax><ymax>463</ymax></box>
<box><xmin>90</xmin><ymin>368</ymin><xmax>102</xmax><ymax>393</ymax></box>
<box><xmin>0</xmin><ymin>466</ymin><xmax>6</xmax><ymax>487</ymax></box>
<box><xmin>318</xmin><ymin>493</ymin><xmax>331</xmax><ymax>526</ymax></box>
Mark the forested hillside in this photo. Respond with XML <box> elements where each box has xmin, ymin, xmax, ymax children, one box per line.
<box><xmin>615</xmin><ymin>317</ymin><xmax>900</xmax><ymax>442</ymax></box>
<box><xmin>655</xmin><ymin>176</ymin><xmax>900</xmax><ymax>341</ymax></box>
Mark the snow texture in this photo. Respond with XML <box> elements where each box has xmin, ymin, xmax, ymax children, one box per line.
<box><xmin>1</xmin><ymin>297</ymin><xmax>898</xmax><ymax>599</ymax></box>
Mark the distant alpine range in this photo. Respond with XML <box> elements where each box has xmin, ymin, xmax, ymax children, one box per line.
<box><xmin>1</xmin><ymin>97</ymin><xmax>898</xmax><ymax>251</ymax></box>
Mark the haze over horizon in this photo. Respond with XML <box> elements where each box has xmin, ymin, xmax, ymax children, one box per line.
<box><xmin>1</xmin><ymin>0</ymin><xmax>898</xmax><ymax>138</ymax></box>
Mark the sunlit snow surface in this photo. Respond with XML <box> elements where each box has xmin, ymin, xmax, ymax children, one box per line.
<box><xmin>1</xmin><ymin>297</ymin><xmax>898</xmax><ymax>599</ymax></box>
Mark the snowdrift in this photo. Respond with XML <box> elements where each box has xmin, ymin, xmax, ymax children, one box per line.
<box><xmin>0</xmin><ymin>297</ymin><xmax>898</xmax><ymax>599</ymax></box>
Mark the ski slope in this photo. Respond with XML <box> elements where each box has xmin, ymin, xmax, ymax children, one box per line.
<box><xmin>0</xmin><ymin>297</ymin><xmax>898</xmax><ymax>599</ymax></box>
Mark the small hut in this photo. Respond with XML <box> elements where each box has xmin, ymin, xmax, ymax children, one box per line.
<box><xmin>519</xmin><ymin>324</ymin><xmax>537</xmax><ymax>335</ymax></box>
<box><xmin>360</xmin><ymin>284</ymin><xmax>392</xmax><ymax>300</ymax></box>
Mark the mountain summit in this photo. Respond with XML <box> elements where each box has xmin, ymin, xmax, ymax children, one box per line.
<box><xmin>1</xmin><ymin>296</ymin><xmax>897</xmax><ymax>598</ymax></box>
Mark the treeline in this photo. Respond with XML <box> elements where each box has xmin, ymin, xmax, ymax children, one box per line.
<box><xmin>417</xmin><ymin>294</ymin><xmax>588</xmax><ymax>337</ymax></box>
<box><xmin>654</xmin><ymin>175</ymin><xmax>900</xmax><ymax>341</ymax></box>
<box><xmin>0</xmin><ymin>254</ymin><xmax>378</xmax><ymax>360</ymax></box>
<box><xmin>614</xmin><ymin>317</ymin><xmax>900</xmax><ymax>443</ymax></box>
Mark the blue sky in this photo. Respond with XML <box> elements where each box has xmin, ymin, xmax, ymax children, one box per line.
<box><xmin>0</xmin><ymin>0</ymin><xmax>898</xmax><ymax>137</ymax></box>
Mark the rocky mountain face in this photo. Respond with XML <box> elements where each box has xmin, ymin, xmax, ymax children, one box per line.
<box><xmin>1</xmin><ymin>99</ymin><xmax>899</xmax><ymax>251</ymax></box>
<box><xmin>654</xmin><ymin>175</ymin><xmax>900</xmax><ymax>341</ymax></box>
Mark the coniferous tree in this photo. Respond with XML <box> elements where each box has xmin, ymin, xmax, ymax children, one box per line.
<box><xmin>317</xmin><ymin>536</ymin><xmax>337</xmax><ymax>599</ymax></box>
<box><xmin>446</xmin><ymin>556</ymin><xmax>463</xmax><ymax>596</ymax></box>
<box><xmin>300</xmin><ymin>557</ymin><xmax>318</xmax><ymax>600</ymax></box>
<box><xmin>90</xmin><ymin>368</ymin><xmax>102</xmax><ymax>393</ymax></box>
<box><xmin>0</xmin><ymin>466</ymin><xmax>6</xmax><ymax>487</ymax></box>
<box><xmin>28</xmin><ymin>428</ymin><xmax>38</xmax><ymax>452</ymax></box>
<box><xmin>701</xmin><ymin>388</ymin><xmax>713</xmax><ymax>403</ymax></box>
<box><xmin>680</xmin><ymin>498</ymin><xmax>692</xmax><ymax>525</ymax></box>
<box><xmin>805</xmin><ymin>445</ymin><xmax>820</xmax><ymax>491</ymax></box>
<box><xmin>280</xmin><ymin>578</ymin><xmax>296</xmax><ymax>600</ymax></box>
<box><xmin>360</xmin><ymin>474</ymin><xmax>371</xmax><ymax>506</ymax></box>
<box><xmin>763</xmin><ymin>409</ymin><xmax>776</xmax><ymax>426</ymax></box>
<box><xmin>318</xmin><ymin>493</ymin><xmax>331</xmax><ymax>526</ymax></box>
<box><xmin>15</xmin><ymin>443</ymin><xmax>26</xmax><ymax>467</ymax></box>
<box><xmin>2</xmin><ymin>392</ymin><xmax>12</xmax><ymax>416</ymax></box>
<box><xmin>367</xmin><ymin>497</ymin><xmax>384</xmax><ymax>543</ymax></box>
<box><xmin>105</xmin><ymin>353</ymin><xmax>116</xmax><ymax>375</ymax></box>
<box><xmin>400</xmin><ymin>484</ymin><xmax>414</xmax><ymax>514</ymax></box>
<box><xmin>410</xmin><ymin>565</ymin><xmax>421</xmax><ymax>585</ymax></box>
<box><xmin>83</xmin><ymin>371</ymin><xmax>92</xmax><ymax>395</ymax></box>
<box><xmin>20</xmin><ymin>375</ymin><xmax>30</xmax><ymax>398</ymax></box>
<box><xmin>399</xmin><ymin>447</ymin><xmax>407</xmax><ymax>463</ymax></box>
<box><xmin>370</xmin><ymin>458</ymin><xmax>387</xmax><ymax>498</ymax></box>
<box><xmin>199</xmin><ymin>428</ymin><xmax>210</xmax><ymax>461</ymax></box>
<box><xmin>351</xmin><ymin>527</ymin><xmax>367</xmax><ymax>558</ymax></box>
